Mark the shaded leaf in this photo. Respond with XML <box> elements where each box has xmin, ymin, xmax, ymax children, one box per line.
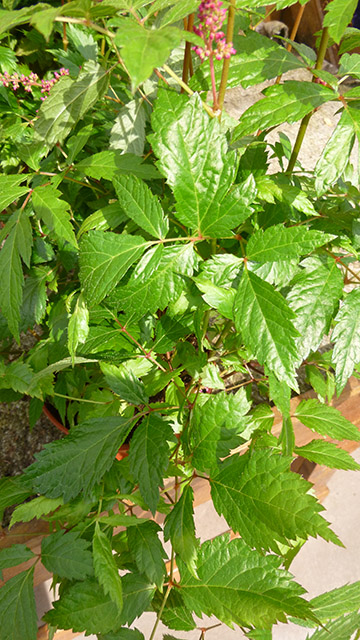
<box><xmin>0</xmin><ymin>568</ymin><xmax>37</xmax><ymax>640</ymax></box>
<box><xmin>0</xmin><ymin>546</ymin><xmax>35</xmax><ymax>581</ymax></box>
<box><xmin>0</xmin><ymin>175</ymin><xmax>29</xmax><ymax>211</ymax></box>
<box><xmin>41</xmin><ymin>530</ymin><xmax>94</xmax><ymax>580</ymax></box>
<box><xmin>315</xmin><ymin>110</ymin><xmax>355</xmax><ymax>195</ymax></box>
<box><xmin>110</xmin><ymin>98</ymin><xmax>146</xmax><ymax>156</ymax></box>
<box><xmin>127</xmin><ymin>520</ymin><xmax>167</xmax><ymax>588</ymax></box>
<box><xmin>332</xmin><ymin>288</ymin><xmax>360</xmax><ymax>394</ymax></box>
<box><xmin>32</xmin><ymin>185</ymin><xmax>77</xmax><ymax>249</ymax></box>
<box><xmin>295</xmin><ymin>399</ymin><xmax>360</xmax><ymax>441</ymax></box>
<box><xmin>93</xmin><ymin>522</ymin><xmax>123</xmax><ymax>611</ymax></box>
<box><xmin>76</xmin><ymin>150</ymin><xmax>161</xmax><ymax>181</ymax></box>
<box><xmin>101</xmin><ymin>362</ymin><xmax>148</xmax><ymax>405</ymax></box>
<box><xmin>0</xmin><ymin>477</ymin><xmax>32</xmax><ymax>522</ymax></box>
<box><xmin>163</xmin><ymin>485</ymin><xmax>198</xmax><ymax>576</ymax></box>
<box><xmin>68</xmin><ymin>293</ymin><xmax>89</xmax><ymax>365</ymax></box>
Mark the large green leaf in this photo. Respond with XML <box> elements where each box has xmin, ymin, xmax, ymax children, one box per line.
<box><xmin>127</xmin><ymin>520</ymin><xmax>167</xmax><ymax>588</ymax></box>
<box><xmin>79</xmin><ymin>230</ymin><xmax>148</xmax><ymax>306</ymax></box>
<box><xmin>210</xmin><ymin>449</ymin><xmax>340</xmax><ymax>552</ymax></box>
<box><xmin>109</xmin><ymin>243</ymin><xmax>197</xmax><ymax>318</ymax></box>
<box><xmin>101</xmin><ymin>362</ymin><xmax>148</xmax><ymax>405</ymax></box>
<box><xmin>93</xmin><ymin>522</ymin><xmax>123</xmax><ymax>611</ymax></box>
<box><xmin>34</xmin><ymin>61</ymin><xmax>109</xmax><ymax>149</ymax></box>
<box><xmin>286</xmin><ymin>260</ymin><xmax>344</xmax><ymax>365</ymax></box>
<box><xmin>24</xmin><ymin>415</ymin><xmax>135</xmax><ymax>501</ymax></box>
<box><xmin>295</xmin><ymin>440</ymin><xmax>360</xmax><ymax>470</ymax></box>
<box><xmin>179</xmin><ymin>535</ymin><xmax>316</xmax><ymax>628</ymax></box>
<box><xmin>305</xmin><ymin>612</ymin><xmax>360</xmax><ymax>639</ymax></box>
<box><xmin>323</xmin><ymin>0</ymin><xmax>357</xmax><ymax>43</ymax></box>
<box><xmin>110</xmin><ymin>98</ymin><xmax>146</xmax><ymax>156</ymax></box>
<box><xmin>332</xmin><ymin>288</ymin><xmax>360</xmax><ymax>393</ymax></box>
<box><xmin>233</xmin><ymin>81</ymin><xmax>337</xmax><ymax>138</ymax></box>
<box><xmin>233</xmin><ymin>269</ymin><xmax>299</xmax><ymax>389</ymax></box>
<box><xmin>150</xmin><ymin>91</ymin><xmax>238</xmax><ymax>236</ymax></box>
<box><xmin>32</xmin><ymin>185</ymin><xmax>78</xmax><ymax>248</ymax></box>
<box><xmin>246</xmin><ymin>225</ymin><xmax>334</xmax><ymax>263</ymax></box>
<box><xmin>128</xmin><ymin>414</ymin><xmax>175</xmax><ymax>514</ymax></box>
<box><xmin>163</xmin><ymin>485</ymin><xmax>198</xmax><ymax>576</ymax></box>
<box><xmin>41</xmin><ymin>530</ymin><xmax>94</xmax><ymax>580</ymax></box>
<box><xmin>0</xmin><ymin>568</ymin><xmax>37</xmax><ymax>640</ymax></box>
<box><xmin>114</xmin><ymin>20</ymin><xmax>183</xmax><ymax>89</ymax></box>
<box><xmin>315</xmin><ymin>110</ymin><xmax>355</xmax><ymax>195</ymax></box>
<box><xmin>294</xmin><ymin>399</ymin><xmax>360</xmax><ymax>441</ymax></box>
<box><xmin>75</xmin><ymin>150</ymin><xmax>161</xmax><ymax>181</ymax></box>
<box><xmin>0</xmin><ymin>546</ymin><xmax>35</xmax><ymax>581</ymax></box>
<box><xmin>113</xmin><ymin>174</ymin><xmax>168</xmax><ymax>239</ymax></box>
<box><xmin>188</xmin><ymin>389</ymin><xmax>251</xmax><ymax>472</ymax></box>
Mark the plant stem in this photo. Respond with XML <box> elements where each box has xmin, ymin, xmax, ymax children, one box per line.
<box><xmin>149</xmin><ymin>582</ymin><xmax>173</xmax><ymax>640</ymax></box>
<box><xmin>286</xmin><ymin>27</ymin><xmax>329</xmax><ymax>174</ymax></box>
<box><xmin>162</xmin><ymin>64</ymin><xmax>216</xmax><ymax>118</ymax></box>
<box><xmin>182</xmin><ymin>13</ymin><xmax>195</xmax><ymax>89</ymax></box>
<box><xmin>209</xmin><ymin>53</ymin><xmax>219</xmax><ymax>109</ymax></box>
<box><xmin>217</xmin><ymin>0</ymin><xmax>236</xmax><ymax>113</ymax></box>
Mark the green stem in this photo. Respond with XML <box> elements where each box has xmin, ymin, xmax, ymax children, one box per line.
<box><xmin>286</xmin><ymin>27</ymin><xmax>330</xmax><ymax>174</ymax></box>
<box><xmin>162</xmin><ymin>64</ymin><xmax>216</xmax><ymax>118</ymax></box>
<box><xmin>217</xmin><ymin>0</ymin><xmax>236</xmax><ymax>113</ymax></box>
<box><xmin>149</xmin><ymin>582</ymin><xmax>173</xmax><ymax>640</ymax></box>
<box><xmin>209</xmin><ymin>52</ymin><xmax>219</xmax><ymax>109</ymax></box>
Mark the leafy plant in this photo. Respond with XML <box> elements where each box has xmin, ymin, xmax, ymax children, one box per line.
<box><xmin>0</xmin><ymin>0</ymin><xmax>360</xmax><ymax>638</ymax></box>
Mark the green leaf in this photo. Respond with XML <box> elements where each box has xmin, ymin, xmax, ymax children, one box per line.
<box><xmin>44</xmin><ymin>579</ymin><xmax>123</xmax><ymax>635</ymax></box>
<box><xmin>114</xmin><ymin>20</ymin><xmax>182</xmax><ymax>89</ymax></box>
<box><xmin>93</xmin><ymin>522</ymin><xmax>123</xmax><ymax>611</ymax></box>
<box><xmin>159</xmin><ymin>589</ymin><xmax>196</xmax><ymax>631</ymax></box>
<box><xmin>0</xmin><ymin>477</ymin><xmax>32</xmax><ymax>522</ymax></box>
<box><xmin>99</xmin><ymin>630</ymin><xmax>144</xmax><ymax>640</ymax></box>
<box><xmin>0</xmin><ymin>545</ymin><xmax>35</xmax><ymax>581</ymax></box>
<box><xmin>155</xmin><ymin>0</ymin><xmax>199</xmax><ymax>25</ymax></box>
<box><xmin>128</xmin><ymin>414</ymin><xmax>175</xmax><ymax>514</ymax></box>
<box><xmin>20</xmin><ymin>266</ymin><xmax>48</xmax><ymax>331</ymax></box>
<box><xmin>0</xmin><ymin>360</ymin><xmax>33</xmax><ymax>394</ymax></box>
<box><xmin>77</xmin><ymin>203</ymin><xmax>127</xmax><ymax>238</ymax></box>
<box><xmin>323</xmin><ymin>0</ymin><xmax>357</xmax><ymax>43</ymax></box>
<box><xmin>179</xmin><ymin>535</ymin><xmax>316</xmax><ymax>628</ymax></box>
<box><xmin>188</xmin><ymin>389</ymin><xmax>250</xmax><ymax>472</ymax></box>
<box><xmin>332</xmin><ymin>288</ymin><xmax>360</xmax><ymax>394</ymax></box>
<box><xmin>68</xmin><ymin>293</ymin><xmax>89</xmax><ymax>365</ymax></box>
<box><xmin>194</xmin><ymin>278</ymin><xmax>235</xmax><ymax>320</ymax></box>
<box><xmin>76</xmin><ymin>150</ymin><xmax>161</xmax><ymax>181</ymax></box>
<box><xmin>0</xmin><ymin>568</ymin><xmax>37</xmax><ymax>640</ymax></box>
<box><xmin>30</xmin><ymin>6</ymin><xmax>59</xmax><ymax>39</ymax></box>
<box><xmin>315</xmin><ymin>110</ymin><xmax>355</xmax><ymax>195</ymax></box>
<box><xmin>127</xmin><ymin>520</ymin><xmax>167</xmax><ymax>588</ymax></box>
<box><xmin>246</xmin><ymin>225</ymin><xmax>333</xmax><ymax>263</ymax></box>
<box><xmin>339</xmin><ymin>52</ymin><xmax>360</xmax><ymax>78</ymax></box>
<box><xmin>34</xmin><ymin>61</ymin><xmax>109</xmax><ymax>149</ymax></box>
<box><xmin>32</xmin><ymin>185</ymin><xmax>78</xmax><ymax>249</ymax></box>
<box><xmin>295</xmin><ymin>398</ymin><xmax>360</xmax><ymax>441</ymax></box>
<box><xmin>110</xmin><ymin>98</ymin><xmax>146</xmax><ymax>156</ymax></box>
<box><xmin>41</xmin><ymin>530</ymin><xmax>94</xmax><ymax>580</ymax></box>
<box><xmin>163</xmin><ymin>485</ymin><xmax>198</xmax><ymax>576</ymax></box>
<box><xmin>9</xmin><ymin>496</ymin><xmax>64</xmax><ymax>528</ymax></box>
<box><xmin>210</xmin><ymin>449</ymin><xmax>340</xmax><ymax>552</ymax></box>
<box><xmin>286</xmin><ymin>260</ymin><xmax>344</xmax><ymax>365</ymax></box>
<box><xmin>305</xmin><ymin>612</ymin><xmax>360</xmax><ymax>639</ymax></box>
<box><xmin>113</xmin><ymin>174</ymin><xmax>168</xmax><ymax>239</ymax></box>
<box><xmin>79</xmin><ymin>230</ymin><xmax>148</xmax><ymax>306</ymax></box>
<box><xmin>110</xmin><ymin>243</ymin><xmax>197</xmax><ymax>318</ymax></box>
<box><xmin>98</xmin><ymin>514</ymin><xmax>149</xmax><ymax>528</ymax></box>
<box><xmin>309</xmin><ymin>581</ymin><xmax>360</xmax><ymax>622</ymax></box>
<box><xmin>24</xmin><ymin>415</ymin><xmax>135</xmax><ymax>501</ymax></box>
<box><xmin>234</xmin><ymin>81</ymin><xmax>336</xmax><ymax>138</ymax></box>
<box><xmin>233</xmin><ymin>269</ymin><xmax>299</xmax><ymax>389</ymax></box>
<box><xmin>200</xmin><ymin>175</ymin><xmax>256</xmax><ymax>238</ymax></box>
<box><xmin>295</xmin><ymin>440</ymin><xmax>360</xmax><ymax>470</ymax></box>
<box><xmin>0</xmin><ymin>4</ymin><xmax>47</xmax><ymax>34</ymax></box>
<box><xmin>0</xmin><ymin>175</ymin><xmax>29</xmax><ymax>212</ymax></box>
<box><xmin>150</xmin><ymin>91</ymin><xmax>238</xmax><ymax>235</ymax></box>
<box><xmin>101</xmin><ymin>362</ymin><xmax>148</xmax><ymax>405</ymax></box>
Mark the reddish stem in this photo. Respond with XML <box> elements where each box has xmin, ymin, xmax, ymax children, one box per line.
<box><xmin>208</xmin><ymin>51</ymin><xmax>218</xmax><ymax>109</ymax></box>
<box><xmin>42</xmin><ymin>405</ymin><xmax>69</xmax><ymax>435</ymax></box>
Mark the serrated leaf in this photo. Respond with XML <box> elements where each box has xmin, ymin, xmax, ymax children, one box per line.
<box><xmin>9</xmin><ymin>496</ymin><xmax>64</xmax><ymax>528</ymax></box>
<box><xmin>75</xmin><ymin>150</ymin><xmax>161</xmax><ymax>181</ymax></box>
<box><xmin>295</xmin><ymin>398</ymin><xmax>360</xmax><ymax>441</ymax></box>
<box><xmin>0</xmin><ymin>360</ymin><xmax>33</xmax><ymax>394</ymax></box>
<box><xmin>246</xmin><ymin>225</ymin><xmax>333</xmax><ymax>263</ymax></box>
<box><xmin>127</xmin><ymin>520</ymin><xmax>167</xmax><ymax>588</ymax></box>
<box><xmin>98</xmin><ymin>514</ymin><xmax>149</xmax><ymax>527</ymax></box>
<box><xmin>159</xmin><ymin>589</ymin><xmax>196</xmax><ymax>631</ymax></box>
<box><xmin>234</xmin><ymin>81</ymin><xmax>336</xmax><ymax>138</ymax></box>
<box><xmin>286</xmin><ymin>260</ymin><xmax>344</xmax><ymax>365</ymax></box>
<box><xmin>0</xmin><ymin>174</ymin><xmax>29</xmax><ymax>211</ymax></box>
<box><xmin>150</xmin><ymin>91</ymin><xmax>238</xmax><ymax>235</ymax></box>
<box><xmin>323</xmin><ymin>0</ymin><xmax>357</xmax><ymax>43</ymax></box>
<box><xmin>32</xmin><ymin>185</ymin><xmax>77</xmax><ymax>248</ymax></box>
<box><xmin>295</xmin><ymin>440</ymin><xmax>360</xmax><ymax>470</ymax></box>
<box><xmin>110</xmin><ymin>98</ymin><xmax>146</xmax><ymax>156</ymax></box>
<box><xmin>128</xmin><ymin>414</ymin><xmax>175</xmax><ymax>514</ymax></box>
<box><xmin>44</xmin><ymin>579</ymin><xmax>123</xmax><ymax>635</ymax></box>
<box><xmin>34</xmin><ymin>61</ymin><xmax>109</xmax><ymax>149</ymax></box>
<box><xmin>99</xmin><ymin>630</ymin><xmax>144</xmax><ymax>640</ymax></box>
<box><xmin>188</xmin><ymin>389</ymin><xmax>251</xmax><ymax>471</ymax></box>
<box><xmin>234</xmin><ymin>269</ymin><xmax>299</xmax><ymax>389</ymax></box>
<box><xmin>30</xmin><ymin>6</ymin><xmax>58</xmax><ymax>39</ymax></box>
<box><xmin>305</xmin><ymin>612</ymin><xmax>360</xmax><ymax>639</ymax></box>
<box><xmin>210</xmin><ymin>449</ymin><xmax>340</xmax><ymax>552</ymax></box>
<box><xmin>315</xmin><ymin>110</ymin><xmax>355</xmax><ymax>195</ymax></box>
<box><xmin>199</xmin><ymin>253</ymin><xmax>242</xmax><ymax>287</ymax></box>
<box><xmin>0</xmin><ymin>477</ymin><xmax>32</xmax><ymax>522</ymax></box>
<box><xmin>0</xmin><ymin>545</ymin><xmax>35</xmax><ymax>581</ymax></box>
<box><xmin>79</xmin><ymin>230</ymin><xmax>148</xmax><ymax>306</ymax></box>
<box><xmin>114</xmin><ymin>20</ymin><xmax>182</xmax><ymax>89</ymax></box>
<box><xmin>109</xmin><ymin>243</ymin><xmax>196</xmax><ymax>318</ymax></box>
<box><xmin>68</xmin><ymin>293</ymin><xmax>89</xmax><ymax>365</ymax></box>
<box><xmin>163</xmin><ymin>485</ymin><xmax>198</xmax><ymax>576</ymax></box>
<box><xmin>113</xmin><ymin>174</ymin><xmax>168</xmax><ymax>239</ymax></box>
<box><xmin>0</xmin><ymin>568</ymin><xmax>37</xmax><ymax>640</ymax></box>
<box><xmin>77</xmin><ymin>203</ymin><xmax>127</xmax><ymax>238</ymax></box>
<box><xmin>41</xmin><ymin>530</ymin><xmax>94</xmax><ymax>580</ymax></box>
<box><xmin>179</xmin><ymin>535</ymin><xmax>316</xmax><ymax>628</ymax></box>
<box><xmin>332</xmin><ymin>288</ymin><xmax>360</xmax><ymax>394</ymax></box>
<box><xmin>153</xmin><ymin>314</ymin><xmax>189</xmax><ymax>354</ymax></box>
<box><xmin>101</xmin><ymin>362</ymin><xmax>148</xmax><ymax>405</ymax></box>
<box><xmin>24</xmin><ymin>415</ymin><xmax>134</xmax><ymax>501</ymax></box>
<box><xmin>20</xmin><ymin>266</ymin><xmax>48</xmax><ymax>331</ymax></box>
<box><xmin>310</xmin><ymin>581</ymin><xmax>360</xmax><ymax>622</ymax></box>
<box><xmin>93</xmin><ymin>522</ymin><xmax>123</xmax><ymax>611</ymax></box>
<box><xmin>194</xmin><ymin>278</ymin><xmax>235</xmax><ymax>320</ymax></box>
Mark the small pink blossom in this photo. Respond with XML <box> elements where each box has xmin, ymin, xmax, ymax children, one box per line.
<box><xmin>0</xmin><ymin>68</ymin><xmax>70</xmax><ymax>100</ymax></box>
<box><xmin>192</xmin><ymin>0</ymin><xmax>236</xmax><ymax>62</ymax></box>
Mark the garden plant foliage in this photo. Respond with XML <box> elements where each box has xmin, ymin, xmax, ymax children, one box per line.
<box><xmin>1</xmin><ymin>0</ymin><xmax>360</xmax><ymax>638</ymax></box>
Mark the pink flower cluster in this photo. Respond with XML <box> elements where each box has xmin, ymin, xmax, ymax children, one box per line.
<box><xmin>0</xmin><ymin>68</ymin><xmax>69</xmax><ymax>100</ymax></box>
<box><xmin>193</xmin><ymin>1</ymin><xmax>236</xmax><ymax>61</ymax></box>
